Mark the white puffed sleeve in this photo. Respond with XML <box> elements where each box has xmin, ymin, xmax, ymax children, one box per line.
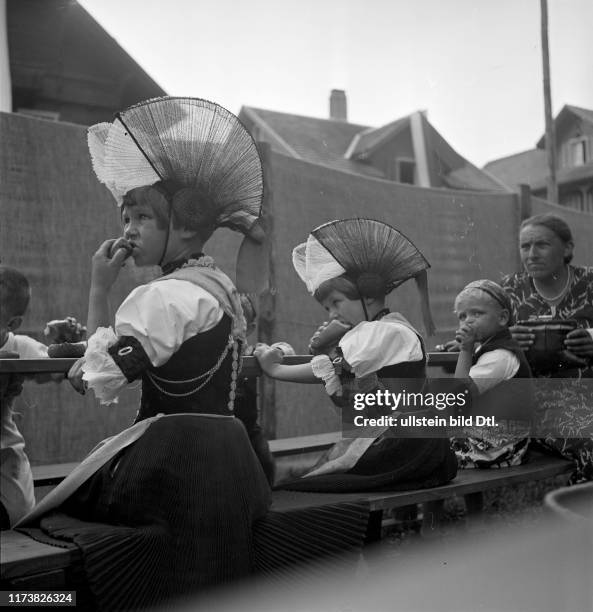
<box><xmin>82</xmin><ymin>280</ymin><xmax>224</xmax><ymax>404</ymax></box>
<box><xmin>338</xmin><ymin>320</ymin><xmax>423</xmax><ymax>378</ymax></box>
<box><xmin>469</xmin><ymin>349</ymin><xmax>520</xmax><ymax>394</ymax></box>
<box><xmin>115</xmin><ymin>280</ymin><xmax>223</xmax><ymax>366</ymax></box>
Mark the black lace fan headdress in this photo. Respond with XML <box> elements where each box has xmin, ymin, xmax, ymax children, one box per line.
<box><xmin>87</xmin><ymin>97</ymin><xmax>263</xmax><ymax>237</ymax></box>
<box><xmin>292</xmin><ymin>218</ymin><xmax>435</xmax><ymax>335</ymax></box>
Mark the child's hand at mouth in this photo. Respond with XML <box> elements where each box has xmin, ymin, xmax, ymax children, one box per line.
<box><xmin>109</xmin><ymin>237</ymin><xmax>134</xmax><ymax>260</ymax></box>
<box><xmin>455</xmin><ymin>324</ymin><xmax>477</xmax><ymax>351</ymax></box>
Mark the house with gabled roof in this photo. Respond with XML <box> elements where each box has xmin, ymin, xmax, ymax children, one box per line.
<box><xmin>239</xmin><ymin>90</ymin><xmax>509</xmax><ymax>193</ymax></box>
<box><xmin>484</xmin><ymin>105</ymin><xmax>593</xmax><ymax>213</ymax></box>
<box><xmin>3</xmin><ymin>0</ymin><xmax>166</xmax><ymax>125</ymax></box>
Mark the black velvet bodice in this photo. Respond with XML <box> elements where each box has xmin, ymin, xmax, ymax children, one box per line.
<box><xmin>135</xmin><ymin>314</ymin><xmax>236</xmax><ymax>422</ymax></box>
<box><xmin>335</xmin><ymin>325</ymin><xmax>427</xmax><ymax>421</ymax></box>
<box><xmin>469</xmin><ymin>328</ymin><xmax>535</xmax><ymax>421</ymax></box>
<box><xmin>473</xmin><ymin>329</ymin><xmax>532</xmax><ymax>378</ymax></box>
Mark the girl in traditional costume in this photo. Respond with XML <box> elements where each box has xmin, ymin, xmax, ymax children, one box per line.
<box><xmin>255</xmin><ymin>218</ymin><xmax>458</xmax><ymax>492</ymax></box>
<box><xmin>17</xmin><ymin>97</ymin><xmax>271</xmax><ymax>610</ymax></box>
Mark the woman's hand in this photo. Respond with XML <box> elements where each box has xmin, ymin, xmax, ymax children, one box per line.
<box><xmin>253</xmin><ymin>343</ymin><xmax>284</xmax><ymax>376</ymax></box>
<box><xmin>67</xmin><ymin>357</ymin><xmax>87</xmax><ymax>395</ymax></box>
<box><xmin>90</xmin><ymin>239</ymin><xmax>130</xmax><ymax>293</ymax></box>
<box><xmin>508</xmin><ymin>324</ymin><xmax>535</xmax><ymax>349</ymax></box>
<box><xmin>565</xmin><ymin>328</ymin><xmax>593</xmax><ymax>359</ymax></box>
<box><xmin>455</xmin><ymin>324</ymin><xmax>477</xmax><ymax>351</ymax></box>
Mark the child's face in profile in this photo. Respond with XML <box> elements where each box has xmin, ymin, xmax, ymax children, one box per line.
<box><xmin>319</xmin><ymin>289</ymin><xmax>366</xmax><ymax>326</ymax></box>
<box><xmin>122</xmin><ymin>202</ymin><xmax>170</xmax><ymax>267</ymax></box>
<box><xmin>454</xmin><ymin>291</ymin><xmax>508</xmax><ymax>342</ymax></box>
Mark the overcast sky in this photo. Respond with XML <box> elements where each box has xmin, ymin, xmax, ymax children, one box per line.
<box><xmin>79</xmin><ymin>0</ymin><xmax>593</xmax><ymax>167</ymax></box>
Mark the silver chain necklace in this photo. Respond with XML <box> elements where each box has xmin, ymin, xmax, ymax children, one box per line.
<box><xmin>533</xmin><ymin>266</ymin><xmax>570</xmax><ymax>302</ymax></box>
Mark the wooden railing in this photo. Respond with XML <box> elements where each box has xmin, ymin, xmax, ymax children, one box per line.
<box><xmin>0</xmin><ymin>352</ymin><xmax>459</xmax><ymax>377</ymax></box>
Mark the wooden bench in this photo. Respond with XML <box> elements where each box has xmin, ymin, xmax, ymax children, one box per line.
<box><xmin>29</xmin><ymin>432</ymin><xmax>344</xmax><ymax>488</ymax></box>
<box><xmin>272</xmin><ymin>453</ymin><xmax>572</xmax><ymax>537</ymax></box>
<box><xmin>32</xmin><ymin>463</ymin><xmax>80</xmax><ymax>488</ymax></box>
<box><xmin>0</xmin><ymin>531</ymin><xmax>82</xmax><ymax>589</ymax></box>
<box><xmin>6</xmin><ymin>453</ymin><xmax>571</xmax><ymax>589</ymax></box>
<box><xmin>32</xmin><ymin>434</ymin><xmax>573</xmax><ymax>522</ymax></box>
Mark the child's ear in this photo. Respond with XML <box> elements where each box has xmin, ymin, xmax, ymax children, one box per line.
<box><xmin>7</xmin><ymin>316</ymin><xmax>23</xmax><ymax>332</ymax></box>
<box><xmin>499</xmin><ymin>309</ymin><xmax>510</xmax><ymax>327</ymax></box>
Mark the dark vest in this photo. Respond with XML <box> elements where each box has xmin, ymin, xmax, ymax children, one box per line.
<box><xmin>470</xmin><ymin>329</ymin><xmax>534</xmax><ymax>421</ymax></box>
<box><xmin>336</xmin><ymin>314</ymin><xmax>427</xmax><ymax>421</ymax></box>
<box><xmin>135</xmin><ymin>314</ymin><xmax>237</xmax><ymax>422</ymax></box>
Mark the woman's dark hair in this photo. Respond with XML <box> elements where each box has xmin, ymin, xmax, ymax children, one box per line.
<box><xmin>520</xmin><ymin>213</ymin><xmax>574</xmax><ymax>264</ymax></box>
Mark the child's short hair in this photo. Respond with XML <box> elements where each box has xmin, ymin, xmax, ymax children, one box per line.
<box><xmin>314</xmin><ymin>274</ymin><xmax>386</xmax><ymax>302</ymax></box>
<box><xmin>123</xmin><ymin>184</ymin><xmax>216</xmax><ymax>244</ymax></box>
<box><xmin>0</xmin><ymin>266</ymin><xmax>31</xmax><ymax>319</ymax></box>
<box><xmin>314</xmin><ymin>275</ymin><xmax>358</xmax><ymax>302</ymax></box>
<box><xmin>456</xmin><ymin>279</ymin><xmax>514</xmax><ymax>326</ymax></box>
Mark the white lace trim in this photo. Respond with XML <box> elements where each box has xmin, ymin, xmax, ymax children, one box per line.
<box><xmin>82</xmin><ymin>327</ymin><xmax>127</xmax><ymax>405</ymax></box>
<box><xmin>311</xmin><ymin>354</ymin><xmax>342</xmax><ymax>397</ymax></box>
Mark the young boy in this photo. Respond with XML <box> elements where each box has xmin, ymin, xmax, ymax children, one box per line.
<box><xmin>255</xmin><ymin>218</ymin><xmax>457</xmax><ymax>492</ymax></box>
<box><xmin>0</xmin><ymin>265</ymin><xmax>48</xmax><ymax>528</ymax></box>
<box><xmin>452</xmin><ymin>279</ymin><xmax>534</xmax><ymax>468</ymax></box>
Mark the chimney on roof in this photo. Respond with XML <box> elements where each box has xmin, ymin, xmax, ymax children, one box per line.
<box><xmin>329</xmin><ymin>89</ymin><xmax>347</xmax><ymax>122</ymax></box>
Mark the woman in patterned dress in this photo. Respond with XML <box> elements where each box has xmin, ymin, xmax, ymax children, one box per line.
<box><xmin>501</xmin><ymin>213</ymin><xmax>593</xmax><ymax>482</ymax></box>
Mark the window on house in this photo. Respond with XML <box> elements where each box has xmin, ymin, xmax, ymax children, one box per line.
<box><xmin>568</xmin><ymin>137</ymin><xmax>587</xmax><ymax>166</ymax></box>
<box><xmin>586</xmin><ymin>188</ymin><xmax>593</xmax><ymax>214</ymax></box>
<box><xmin>395</xmin><ymin>158</ymin><xmax>416</xmax><ymax>184</ymax></box>
<box><xmin>562</xmin><ymin>190</ymin><xmax>583</xmax><ymax>211</ymax></box>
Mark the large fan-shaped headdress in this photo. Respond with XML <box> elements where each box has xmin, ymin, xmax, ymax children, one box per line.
<box><xmin>87</xmin><ymin>97</ymin><xmax>263</xmax><ymax>236</ymax></box>
<box><xmin>292</xmin><ymin>218</ymin><xmax>435</xmax><ymax>334</ymax></box>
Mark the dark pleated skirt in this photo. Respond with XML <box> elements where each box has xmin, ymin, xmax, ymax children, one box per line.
<box><xmin>279</xmin><ymin>437</ymin><xmax>458</xmax><ymax>492</ymax></box>
<box><xmin>21</xmin><ymin>415</ymin><xmax>375</xmax><ymax>610</ymax></box>
<box><xmin>253</xmin><ymin>500</ymin><xmax>371</xmax><ymax>587</ymax></box>
<box><xmin>33</xmin><ymin>415</ymin><xmax>272</xmax><ymax>610</ymax></box>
